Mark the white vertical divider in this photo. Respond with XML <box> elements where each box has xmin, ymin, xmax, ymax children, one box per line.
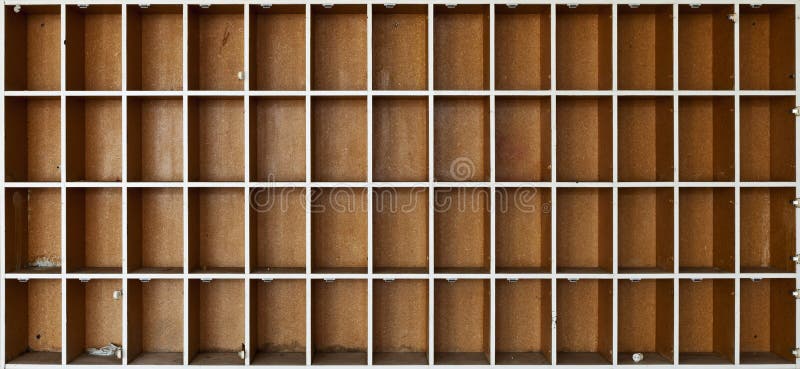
<box><xmin>304</xmin><ymin>3</ymin><xmax>312</xmax><ymax>366</ymax></box>
<box><xmin>732</xmin><ymin>2</ymin><xmax>741</xmax><ymax>365</ymax></box>
<box><xmin>242</xmin><ymin>3</ymin><xmax>251</xmax><ymax>366</ymax></box>
<box><xmin>551</xmin><ymin>11</ymin><xmax>558</xmax><ymax>369</ymax></box>
<box><xmin>366</xmin><ymin>1</ymin><xmax>374</xmax><ymax>364</ymax></box>
<box><xmin>610</xmin><ymin>3</ymin><xmax>618</xmax><ymax>365</ymax></box>
<box><xmin>181</xmin><ymin>2</ymin><xmax>190</xmax><ymax>366</ymax></box>
<box><xmin>120</xmin><ymin>3</ymin><xmax>129</xmax><ymax>365</ymax></box>
<box><xmin>0</xmin><ymin>1</ymin><xmax>4</xmax><ymax>365</ymax></box>
<box><xmin>60</xmin><ymin>2</ymin><xmax>68</xmax><ymax>366</ymax></box>
<box><xmin>427</xmin><ymin>3</ymin><xmax>435</xmax><ymax>366</ymax></box>
<box><xmin>488</xmin><ymin>2</ymin><xmax>496</xmax><ymax>366</ymax></box>
<box><xmin>672</xmin><ymin>2</ymin><xmax>680</xmax><ymax>365</ymax></box>
<box><xmin>795</xmin><ymin>2</ymin><xmax>800</xmax><ymax>365</ymax></box>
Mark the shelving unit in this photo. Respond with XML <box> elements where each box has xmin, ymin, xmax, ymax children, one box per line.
<box><xmin>1</xmin><ymin>1</ymin><xmax>799</xmax><ymax>369</ymax></box>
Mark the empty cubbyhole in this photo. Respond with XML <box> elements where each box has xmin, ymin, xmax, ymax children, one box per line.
<box><xmin>740</xmin><ymin>187</ymin><xmax>796</xmax><ymax>273</ymax></box>
<box><xmin>740</xmin><ymin>278</ymin><xmax>796</xmax><ymax>364</ymax></box>
<box><xmin>678</xmin><ymin>5</ymin><xmax>734</xmax><ymax>90</ymax></box>
<box><xmin>373</xmin><ymin>5</ymin><xmax>427</xmax><ymax>90</ymax></box>
<box><xmin>66</xmin><ymin>279</ymin><xmax>122</xmax><ymax>365</ymax></box>
<box><xmin>556</xmin><ymin>188</ymin><xmax>612</xmax><ymax>273</ymax></box>
<box><xmin>556</xmin><ymin>97</ymin><xmax>612</xmax><ymax>182</ymax></box>
<box><xmin>617</xmin><ymin>5</ymin><xmax>673</xmax><ymax>90</ymax></box>
<box><xmin>678</xmin><ymin>97</ymin><xmax>734</xmax><ymax>181</ymax></box>
<box><xmin>618</xmin><ymin>97</ymin><xmax>674</xmax><ymax>181</ymax></box>
<box><xmin>188</xmin><ymin>188</ymin><xmax>245</xmax><ymax>274</ymax></box>
<box><xmin>678</xmin><ymin>279</ymin><xmax>734</xmax><ymax>364</ymax></box>
<box><xmin>617</xmin><ymin>279</ymin><xmax>674</xmax><ymax>364</ymax></box>
<box><xmin>251</xmin><ymin>279</ymin><xmax>306</xmax><ymax>365</ymax></box>
<box><xmin>250</xmin><ymin>5</ymin><xmax>306</xmax><ymax>91</ymax></box>
<box><xmin>5</xmin><ymin>188</ymin><xmax>61</xmax><ymax>273</ymax></box>
<box><xmin>495</xmin><ymin>188</ymin><xmax>551</xmax><ymax>273</ymax></box>
<box><xmin>434</xmin><ymin>279</ymin><xmax>489</xmax><ymax>364</ymax></box>
<box><xmin>556</xmin><ymin>279</ymin><xmax>612</xmax><ymax>364</ymax></box>
<box><xmin>740</xmin><ymin>96</ymin><xmax>796</xmax><ymax>181</ymax></box>
<box><xmin>311</xmin><ymin>97</ymin><xmax>367</xmax><ymax>182</ymax></box>
<box><xmin>4</xmin><ymin>5</ymin><xmax>60</xmax><ymax>91</ymax></box>
<box><xmin>66</xmin><ymin>188</ymin><xmax>122</xmax><ymax>274</ymax></box>
<box><xmin>188</xmin><ymin>279</ymin><xmax>245</xmax><ymax>365</ymax></box>
<box><xmin>65</xmin><ymin>5</ymin><xmax>121</xmax><ymax>91</ymax></box>
<box><xmin>495</xmin><ymin>97</ymin><xmax>551</xmax><ymax>182</ymax></box>
<box><xmin>5</xmin><ymin>97</ymin><xmax>61</xmax><ymax>182</ymax></box>
<box><xmin>127</xmin><ymin>5</ymin><xmax>182</xmax><ymax>91</ymax></box>
<box><xmin>556</xmin><ymin>5</ymin><xmax>612</xmax><ymax>90</ymax></box>
<box><xmin>740</xmin><ymin>5</ymin><xmax>795</xmax><ymax>90</ymax></box>
<box><xmin>373</xmin><ymin>279</ymin><xmax>428</xmax><ymax>365</ymax></box>
<box><xmin>127</xmin><ymin>279</ymin><xmax>183</xmax><ymax>365</ymax></box>
<box><xmin>127</xmin><ymin>188</ymin><xmax>183</xmax><ymax>274</ymax></box>
<box><xmin>373</xmin><ymin>188</ymin><xmax>429</xmax><ymax>273</ymax></box>
<box><xmin>188</xmin><ymin>5</ymin><xmax>244</xmax><ymax>91</ymax></box>
<box><xmin>5</xmin><ymin>279</ymin><xmax>61</xmax><ymax>365</ymax></box>
<box><xmin>65</xmin><ymin>97</ymin><xmax>122</xmax><ymax>182</ymax></box>
<box><xmin>312</xmin><ymin>279</ymin><xmax>367</xmax><ymax>365</ymax></box>
<box><xmin>618</xmin><ymin>188</ymin><xmax>674</xmax><ymax>273</ymax></box>
<box><xmin>127</xmin><ymin>97</ymin><xmax>183</xmax><ymax>182</ymax></box>
<box><xmin>373</xmin><ymin>97</ymin><xmax>428</xmax><ymax>182</ymax></box>
<box><xmin>250</xmin><ymin>97</ymin><xmax>306</xmax><ymax>182</ymax></box>
<box><xmin>495</xmin><ymin>5</ymin><xmax>550</xmax><ymax>90</ymax></box>
<box><xmin>433</xmin><ymin>5</ymin><xmax>489</xmax><ymax>90</ymax></box>
<box><xmin>311</xmin><ymin>5</ymin><xmax>367</xmax><ymax>90</ymax></box>
<box><xmin>434</xmin><ymin>97</ymin><xmax>489</xmax><ymax>182</ymax></box>
<box><xmin>678</xmin><ymin>188</ymin><xmax>734</xmax><ymax>273</ymax></box>
<box><xmin>250</xmin><ymin>188</ymin><xmax>306</xmax><ymax>274</ymax></box>
<box><xmin>434</xmin><ymin>188</ymin><xmax>490</xmax><ymax>273</ymax></box>
<box><xmin>188</xmin><ymin>97</ymin><xmax>245</xmax><ymax>182</ymax></box>
<box><xmin>311</xmin><ymin>188</ymin><xmax>368</xmax><ymax>274</ymax></box>
<box><xmin>495</xmin><ymin>279</ymin><xmax>551</xmax><ymax>364</ymax></box>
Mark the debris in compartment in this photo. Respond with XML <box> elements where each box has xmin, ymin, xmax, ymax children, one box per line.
<box><xmin>87</xmin><ymin>343</ymin><xmax>122</xmax><ymax>359</ymax></box>
<box><xmin>632</xmin><ymin>352</ymin><xmax>644</xmax><ymax>363</ymax></box>
<box><xmin>28</xmin><ymin>257</ymin><xmax>61</xmax><ymax>270</ymax></box>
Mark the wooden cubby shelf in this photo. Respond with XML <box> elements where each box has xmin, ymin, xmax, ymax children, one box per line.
<box><xmin>251</xmin><ymin>279</ymin><xmax>306</xmax><ymax>365</ymax></box>
<box><xmin>740</xmin><ymin>278</ymin><xmax>796</xmax><ymax>364</ymax></box>
<box><xmin>617</xmin><ymin>279</ymin><xmax>673</xmax><ymax>364</ymax></box>
<box><xmin>1</xmin><ymin>2</ymin><xmax>799</xmax><ymax>369</ymax></box>
<box><xmin>5</xmin><ymin>188</ymin><xmax>61</xmax><ymax>274</ymax></box>
<box><xmin>434</xmin><ymin>279</ymin><xmax>490</xmax><ymax>365</ymax></box>
<box><xmin>127</xmin><ymin>279</ymin><xmax>183</xmax><ymax>365</ymax></box>
<box><xmin>250</xmin><ymin>187</ymin><xmax>306</xmax><ymax>274</ymax></box>
<box><xmin>740</xmin><ymin>4</ymin><xmax>795</xmax><ymax>90</ymax></box>
<box><xmin>495</xmin><ymin>187</ymin><xmax>551</xmax><ymax>273</ymax></box>
<box><xmin>312</xmin><ymin>279</ymin><xmax>368</xmax><ymax>365</ymax></box>
<box><xmin>66</xmin><ymin>188</ymin><xmax>122</xmax><ymax>274</ymax></box>
<box><xmin>5</xmin><ymin>279</ymin><xmax>62</xmax><ymax>365</ymax></box>
<box><xmin>188</xmin><ymin>279</ymin><xmax>245</xmax><ymax>365</ymax></box>
<box><xmin>373</xmin><ymin>279</ymin><xmax>429</xmax><ymax>365</ymax></box>
<box><xmin>4</xmin><ymin>97</ymin><xmax>61</xmax><ymax>182</ymax></box>
<box><xmin>556</xmin><ymin>279</ymin><xmax>613</xmax><ymax>365</ymax></box>
<box><xmin>126</xmin><ymin>5</ymin><xmax>182</xmax><ymax>91</ymax></box>
<box><xmin>188</xmin><ymin>188</ymin><xmax>245</xmax><ymax>274</ymax></box>
<box><xmin>5</xmin><ymin>5</ymin><xmax>60</xmax><ymax>91</ymax></box>
<box><xmin>678</xmin><ymin>4</ymin><xmax>735</xmax><ymax>90</ymax></box>
<box><xmin>127</xmin><ymin>97</ymin><xmax>183</xmax><ymax>182</ymax></box>
<box><xmin>188</xmin><ymin>5</ymin><xmax>244</xmax><ymax>91</ymax></box>
<box><xmin>679</xmin><ymin>278</ymin><xmax>734</xmax><ymax>364</ymax></box>
<box><xmin>495</xmin><ymin>279</ymin><xmax>551</xmax><ymax>364</ymax></box>
<box><xmin>127</xmin><ymin>188</ymin><xmax>183</xmax><ymax>274</ymax></box>
<box><xmin>66</xmin><ymin>279</ymin><xmax>123</xmax><ymax>365</ymax></box>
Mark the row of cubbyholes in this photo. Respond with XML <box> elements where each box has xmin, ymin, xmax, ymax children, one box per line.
<box><xmin>5</xmin><ymin>95</ymin><xmax>796</xmax><ymax>183</ymax></box>
<box><xmin>6</xmin><ymin>185</ymin><xmax>795</xmax><ymax>275</ymax></box>
<box><xmin>5</xmin><ymin>278</ymin><xmax>795</xmax><ymax>366</ymax></box>
<box><xmin>5</xmin><ymin>3</ymin><xmax>796</xmax><ymax>92</ymax></box>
